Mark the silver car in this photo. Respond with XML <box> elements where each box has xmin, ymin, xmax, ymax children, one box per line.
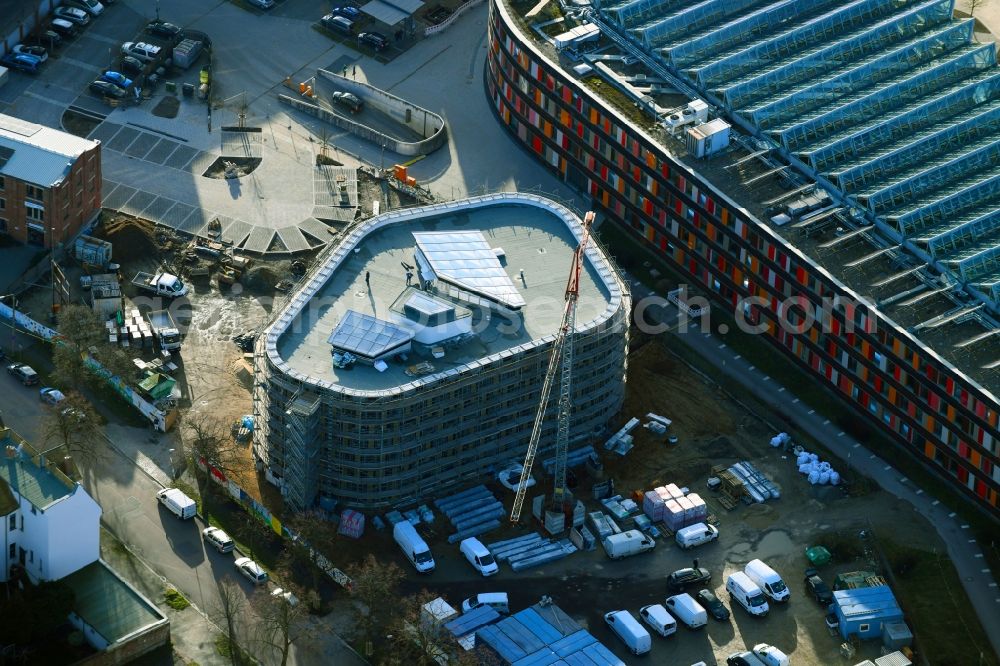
<box><xmin>234</xmin><ymin>557</ymin><xmax>268</xmax><ymax>584</ymax></box>
<box><xmin>54</xmin><ymin>6</ymin><xmax>91</xmax><ymax>25</ymax></box>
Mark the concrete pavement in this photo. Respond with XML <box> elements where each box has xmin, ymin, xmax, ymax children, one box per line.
<box><xmin>627</xmin><ymin>277</ymin><xmax>1000</xmax><ymax>660</ymax></box>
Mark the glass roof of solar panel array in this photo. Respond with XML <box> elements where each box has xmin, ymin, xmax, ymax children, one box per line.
<box><xmin>413</xmin><ymin>231</ymin><xmax>527</xmax><ymax>310</ymax></box>
<box><xmin>327</xmin><ymin>310</ymin><xmax>414</xmax><ymax>361</ymax></box>
<box><xmin>599</xmin><ymin>0</ymin><xmax>1000</xmax><ymax>308</ymax></box>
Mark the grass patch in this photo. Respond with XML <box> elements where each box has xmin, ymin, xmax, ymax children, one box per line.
<box><xmin>878</xmin><ymin>537</ymin><xmax>999</xmax><ymax>666</ymax></box>
<box><xmin>215</xmin><ymin>634</ymin><xmax>254</xmax><ymax>665</ymax></box>
<box><xmin>164</xmin><ymin>588</ymin><xmax>190</xmax><ymax>611</ymax></box>
<box><xmin>596</xmin><ymin>221</ymin><xmax>999</xmax><ymax>569</ymax></box>
<box><xmin>582</xmin><ymin>76</ymin><xmax>654</xmax><ymax>128</ymax></box>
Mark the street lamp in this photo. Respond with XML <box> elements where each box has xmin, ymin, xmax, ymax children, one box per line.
<box><xmin>167</xmin><ymin>448</ymin><xmax>176</xmax><ymax>480</ymax></box>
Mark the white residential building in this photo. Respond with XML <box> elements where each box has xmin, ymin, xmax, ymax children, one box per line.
<box><xmin>0</xmin><ymin>428</ymin><xmax>101</xmax><ymax>583</ymax></box>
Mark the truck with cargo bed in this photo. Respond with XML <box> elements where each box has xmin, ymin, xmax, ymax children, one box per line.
<box><xmin>132</xmin><ymin>271</ymin><xmax>188</xmax><ymax>297</ymax></box>
<box><xmin>147</xmin><ymin>309</ymin><xmax>182</xmax><ymax>351</ymax></box>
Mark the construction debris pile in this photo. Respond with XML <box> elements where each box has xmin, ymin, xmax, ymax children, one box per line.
<box><xmin>486</xmin><ymin>533</ymin><xmax>577</xmax><ymax>572</ymax></box>
<box><xmin>796</xmin><ymin>449</ymin><xmax>841</xmax><ymax>486</ymax></box>
<box><xmin>434</xmin><ymin>485</ymin><xmax>504</xmax><ymax>544</ymax></box>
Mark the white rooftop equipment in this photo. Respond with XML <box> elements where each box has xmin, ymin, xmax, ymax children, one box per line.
<box><xmin>413</xmin><ymin>231</ymin><xmax>526</xmax><ymax>311</ymax></box>
<box><xmin>686</xmin><ymin>118</ymin><xmax>731</xmax><ymax>158</ymax></box>
<box><xmin>327</xmin><ymin>310</ymin><xmax>414</xmax><ymax>363</ymax></box>
<box><xmin>389</xmin><ymin>288</ymin><xmax>473</xmax><ymax>345</ymax></box>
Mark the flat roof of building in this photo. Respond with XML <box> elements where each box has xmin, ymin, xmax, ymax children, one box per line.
<box><xmin>0</xmin><ymin>114</ymin><xmax>98</xmax><ymax>187</ymax></box>
<box><xmin>268</xmin><ymin>194</ymin><xmax>624</xmax><ymax>395</ymax></box>
<box><xmin>0</xmin><ymin>429</ymin><xmax>75</xmax><ymax>510</ymax></box>
<box><xmin>499</xmin><ymin>0</ymin><xmax>1000</xmax><ymax>397</ymax></box>
<box><xmin>62</xmin><ymin>560</ymin><xmax>167</xmax><ymax>646</ymax></box>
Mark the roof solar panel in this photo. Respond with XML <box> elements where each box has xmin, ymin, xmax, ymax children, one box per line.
<box><xmin>413</xmin><ymin>231</ymin><xmax>526</xmax><ymax>309</ymax></box>
<box><xmin>327</xmin><ymin>310</ymin><xmax>413</xmax><ymax>359</ymax></box>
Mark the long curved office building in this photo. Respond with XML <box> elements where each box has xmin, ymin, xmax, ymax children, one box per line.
<box><xmin>252</xmin><ymin>194</ymin><xmax>629</xmax><ymax>510</ymax></box>
<box><xmin>487</xmin><ymin>0</ymin><xmax>1000</xmax><ymax>516</ymax></box>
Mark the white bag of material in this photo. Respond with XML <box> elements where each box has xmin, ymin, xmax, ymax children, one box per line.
<box><xmin>819</xmin><ymin>461</ymin><xmax>831</xmax><ymax>471</ymax></box>
<box><xmin>798</xmin><ymin>464</ymin><xmax>812</xmax><ymax>474</ymax></box>
<box><xmin>808</xmin><ymin>470</ymin><xmax>820</xmax><ymax>485</ymax></box>
<box><xmin>770</xmin><ymin>436</ymin><xmax>782</xmax><ymax>448</ymax></box>
<box><xmin>819</xmin><ymin>471</ymin><xmax>831</xmax><ymax>485</ymax></box>
<box><xmin>809</xmin><ymin>453</ymin><xmax>819</xmax><ymax>463</ymax></box>
<box><xmin>797</xmin><ymin>452</ymin><xmax>811</xmax><ymax>466</ymax></box>
<box><xmin>830</xmin><ymin>471</ymin><xmax>841</xmax><ymax>486</ymax></box>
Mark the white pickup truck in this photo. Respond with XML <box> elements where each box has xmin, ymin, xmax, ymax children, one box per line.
<box><xmin>148</xmin><ymin>309</ymin><xmax>182</xmax><ymax>351</ymax></box>
<box><xmin>132</xmin><ymin>272</ymin><xmax>188</xmax><ymax>297</ymax></box>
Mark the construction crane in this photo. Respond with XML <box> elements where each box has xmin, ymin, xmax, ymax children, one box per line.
<box><xmin>510</xmin><ymin>211</ymin><xmax>596</xmax><ymax>525</ymax></box>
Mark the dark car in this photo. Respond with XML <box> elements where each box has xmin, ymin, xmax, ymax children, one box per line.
<box><xmin>28</xmin><ymin>30</ymin><xmax>63</xmax><ymax>49</ymax></box>
<box><xmin>666</xmin><ymin>567</ymin><xmax>711</xmax><ymax>592</ymax></box>
<box><xmin>696</xmin><ymin>588</ymin><xmax>731</xmax><ymax>621</ymax></box>
<box><xmin>726</xmin><ymin>654</ymin><xmax>759</xmax><ymax>666</ymax></box>
<box><xmin>358</xmin><ymin>31</ymin><xmax>389</xmax><ymax>51</ymax></box>
<box><xmin>145</xmin><ymin>19</ymin><xmax>181</xmax><ymax>39</ymax></box>
<box><xmin>12</xmin><ymin>44</ymin><xmax>48</xmax><ymax>61</ymax></box>
<box><xmin>0</xmin><ymin>53</ymin><xmax>41</xmax><ymax>74</ymax></box>
<box><xmin>49</xmin><ymin>18</ymin><xmax>79</xmax><ymax>38</ymax></box>
<box><xmin>331</xmin><ymin>5</ymin><xmax>360</xmax><ymax>18</ymax></box>
<box><xmin>90</xmin><ymin>79</ymin><xmax>126</xmax><ymax>99</ymax></box>
<box><xmin>7</xmin><ymin>362</ymin><xmax>40</xmax><ymax>385</ymax></box>
<box><xmin>53</xmin><ymin>6</ymin><xmax>91</xmax><ymax>26</ymax></box>
<box><xmin>119</xmin><ymin>55</ymin><xmax>144</xmax><ymax>76</ymax></box>
<box><xmin>804</xmin><ymin>568</ymin><xmax>833</xmax><ymax>606</ymax></box>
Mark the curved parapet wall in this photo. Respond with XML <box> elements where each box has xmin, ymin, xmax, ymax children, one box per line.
<box><xmin>253</xmin><ymin>192</ymin><xmax>630</xmax><ymax>510</ymax></box>
<box><xmin>279</xmin><ymin>70</ymin><xmax>447</xmax><ymax>157</ymax></box>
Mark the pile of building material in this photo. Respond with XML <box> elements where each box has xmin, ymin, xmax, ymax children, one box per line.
<box><xmin>770</xmin><ymin>432</ymin><xmax>792</xmax><ymax>448</ymax></box>
<box><xmin>603</xmin><ymin>418</ymin><xmax>639</xmax><ymax>455</ymax></box>
<box><xmin>445</xmin><ymin>605</ymin><xmax>501</xmax><ymax>651</ymax></box>
<box><xmin>642</xmin><ymin>484</ymin><xmax>708</xmax><ymax>531</ymax></box>
<box><xmin>728</xmin><ymin>460</ymin><xmax>781</xmax><ymax>501</ymax></box>
<box><xmin>541</xmin><ymin>445</ymin><xmax>597</xmax><ymax>475</ymax></box>
<box><xmin>117</xmin><ymin>308</ymin><xmax>153</xmax><ymax>349</ymax></box>
<box><xmin>486</xmin><ymin>533</ymin><xmax>577</xmax><ymax>572</ymax></box>
<box><xmin>384</xmin><ymin>504</ymin><xmax>434</xmax><ymax>527</ymax></box>
<box><xmin>434</xmin><ymin>486</ymin><xmax>504</xmax><ymax>544</ymax></box>
<box><xmin>586</xmin><ymin>511</ymin><xmax>620</xmax><ymax>540</ymax></box>
<box><xmin>643</xmin><ymin>412</ymin><xmax>672</xmax><ymax>435</ymax></box>
<box><xmin>337</xmin><ymin>509</ymin><xmax>365</xmax><ymax>538</ymax></box>
<box><xmin>600</xmin><ymin>495</ymin><xmax>638</xmax><ymax>522</ymax></box>
<box><xmin>476</xmin><ymin>601</ymin><xmax>623</xmax><ymax>665</ymax></box>
<box><xmin>796</xmin><ymin>450</ymin><xmax>841</xmax><ymax>486</ymax></box>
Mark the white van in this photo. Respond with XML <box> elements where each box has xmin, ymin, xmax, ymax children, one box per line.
<box><xmin>393</xmin><ymin>521</ymin><xmax>435</xmax><ymax>573</ymax></box>
<box><xmin>602</xmin><ymin>529</ymin><xmax>656</xmax><ymax>560</ymax></box>
<box><xmin>664</xmin><ymin>593</ymin><xmax>708</xmax><ymax>629</ymax></box>
<box><xmin>639</xmin><ymin>603</ymin><xmax>677</xmax><ymax>637</ymax></box>
<box><xmin>744</xmin><ymin>559</ymin><xmax>790</xmax><ymax>603</ymax></box>
<box><xmin>461</xmin><ymin>592</ymin><xmax>509</xmax><ymax>615</ymax></box>
<box><xmin>726</xmin><ymin>571</ymin><xmax>770</xmax><ymax>617</ymax></box>
<box><xmin>675</xmin><ymin>523</ymin><xmax>719</xmax><ymax>549</ymax></box>
<box><xmin>460</xmin><ymin>537</ymin><xmax>499</xmax><ymax>577</ymax></box>
<box><xmin>156</xmin><ymin>488</ymin><xmax>196</xmax><ymax>519</ymax></box>
<box><xmin>603</xmin><ymin>610</ymin><xmax>651</xmax><ymax>655</ymax></box>
<box><xmin>752</xmin><ymin>643</ymin><xmax>790</xmax><ymax>666</ymax></box>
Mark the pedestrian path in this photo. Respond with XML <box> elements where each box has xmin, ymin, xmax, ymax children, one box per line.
<box><xmin>629</xmin><ymin>279</ymin><xmax>1000</xmax><ymax>658</ymax></box>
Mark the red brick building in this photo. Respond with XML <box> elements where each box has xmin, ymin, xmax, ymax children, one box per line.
<box><xmin>0</xmin><ymin>114</ymin><xmax>101</xmax><ymax>248</ymax></box>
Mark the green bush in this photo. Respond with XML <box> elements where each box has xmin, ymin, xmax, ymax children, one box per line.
<box><xmin>164</xmin><ymin>588</ymin><xmax>190</xmax><ymax>611</ymax></box>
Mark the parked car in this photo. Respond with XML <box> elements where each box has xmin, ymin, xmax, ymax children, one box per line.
<box><xmin>461</xmin><ymin>592</ymin><xmax>509</xmax><ymax>615</ymax></box>
<box><xmin>54</xmin><ymin>6</ymin><xmax>91</xmax><ymax>26</ymax></box>
<box><xmin>666</xmin><ymin>566</ymin><xmax>711</xmax><ymax>592</ymax></box>
<box><xmin>39</xmin><ymin>387</ymin><xmax>66</xmax><ymax>406</ymax></box>
<box><xmin>696</xmin><ymin>588</ymin><xmax>731</xmax><ymax>621</ymax></box>
<box><xmin>0</xmin><ymin>53</ymin><xmax>41</xmax><ymax>74</ymax></box>
<box><xmin>90</xmin><ymin>79</ymin><xmax>126</xmax><ymax>98</ymax></box>
<box><xmin>727</xmin><ymin>653</ymin><xmax>767</xmax><ymax>666</ymax></box>
<box><xmin>321</xmin><ymin>13</ymin><xmax>354</xmax><ymax>33</ymax></box>
<box><xmin>66</xmin><ymin>0</ymin><xmax>104</xmax><ymax>16</ymax></box>
<box><xmin>331</xmin><ymin>5</ymin><xmax>360</xmax><ymax>18</ymax></box>
<box><xmin>358</xmin><ymin>31</ymin><xmax>389</xmax><ymax>51</ymax></box>
<box><xmin>235</xmin><ymin>557</ymin><xmax>268</xmax><ymax>584</ymax></box>
<box><xmin>497</xmin><ymin>463</ymin><xmax>535</xmax><ymax>491</ymax></box>
<box><xmin>49</xmin><ymin>19</ymin><xmax>79</xmax><ymax>38</ymax></box>
<box><xmin>100</xmin><ymin>71</ymin><xmax>132</xmax><ymax>89</ymax></box>
<box><xmin>460</xmin><ymin>537</ymin><xmax>499</xmax><ymax>576</ymax></box>
<box><xmin>804</xmin><ymin>568</ymin><xmax>833</xmax><ymax>606</ymax></box>
<box><xmin>7</xmin><ymin>363</ymin><xmax>39</xmax><ymax>385</ymax></box>
<box><xmin>121</xmin><ymin>41</ymin><xmax>162</xmax><ymax>62</ymax></box>
<box><xmin>202</xmin><ymin>527</ymin><xmax>235</xmax><ymax>553</ymax></box>
<box><xmin>12</xmin><ymin>44</ymin><xmax>48</xmax><ymax>62</ymax></box>
<box><xmin>331</xmin><ymin>91</ymin><xmax>363</xmax><ymax>113</ymax></box>
<box><xmin>28</xmin><ymin>30</ymin><xmax>63</xmax><ymax>49</ymax></box>
<box><xmin>752</xmin><ymin>644</ymin><xmax>790</xmax><ymax>666</ymax></box>
<box><xmin>145</xmin><ymin>19</ymin><xmax>181</xmax><ymax>39</ymax></box>
<box><xmin>119</xmin><ymin>55</ymin><xmax>144</xmax><ymax>76</ymax></box>
<box><xmin>247</xmin><ymin>0</ymin><xmax>276</xmax><ymax>9</ymax></box>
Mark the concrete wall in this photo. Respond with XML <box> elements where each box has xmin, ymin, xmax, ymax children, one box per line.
<box><xmin>278</xmin><ymin>70</ymin><xmax>448</xmax><ymax>157</ymax></box>
<box><xmin>44</xmin><ymin>487</ymin><xmax>101</xmax><ymax>580</ymax></box>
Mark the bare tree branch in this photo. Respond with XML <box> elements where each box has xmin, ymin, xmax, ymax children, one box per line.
<box><xmin>214</xmin><ymin>577</ymin><xmax>247</xmax><ymax>666</ymax></box>
<box><xmin>250</xmin><ymin>585</ymin><xmax>314</xmax><ymax>666</ymax></box>
<box><xmin>39</xmin><ymin>392</ymin><xmax>106</xmax><ymax>464</ymax></box>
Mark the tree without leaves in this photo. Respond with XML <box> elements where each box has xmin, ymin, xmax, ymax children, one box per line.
<box><xmin>280</xmin><ymin>510</ymin><xmax>338</xmax><ymax>603</ymax></box>
<box><xmin>235</xmin><ymin>509</ymin><xmax>270</xmax><ymax>563</ymax></box>
<box><xmin>214</xmin><ymin>577</ymin><xmax>247</xmax><ymax>666</ymax></box>
<box><xmin>379</xmin><ymin>590</ymin><xmax>486</xmax><ymax>666</ymax></box>
<box><xmin>347</xmin><ymin>554</ymin><xmax>404</xmax><ymax>652</ymax></box>
<box><xmin>39</xmin><ymin>392</ymin><xmax>106</xmax><ymax>465</ymax></box>
<box><xmin>968</xmin><ymin>0</ymin><xmax>989</xmax><ymax>16</ymax></box>
<box><xmin>250</xmin><ymin>584</ymin><xmax>313</xmax><ymax>666</ymax></box>
<box><xmin>182</xmin><ymin>410</ymin><xmax>244</xmax><ymax>494</ymax></box>
<box><xmin>51</xmin><ymin>305</ymin><xmax>105</xmax><ymax>390</ymax></box>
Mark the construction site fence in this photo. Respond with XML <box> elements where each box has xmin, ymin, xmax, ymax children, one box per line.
<box><xmin>424</xmin><ymin>0</ymin><xmax>485</xmax><ymax>36</ymax></box>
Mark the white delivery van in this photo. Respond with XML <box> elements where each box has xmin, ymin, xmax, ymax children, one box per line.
<box><xmin>726</xmin><ymin>571</ymin><xmax>770</xmax><ymax>616</ymax></box>
<box><xmin>639</xmin><ymin>603</ymin><xmax>677</xmax><ymax>637</ymax></box>
<box><xmin>744</xmin><ymin>559</ymin><xmax>790</xmax><ymax>603</ymax></box>
<box><xmin>675</xmin><ymin>523</ymin><xmax>719</xmax><ymax>549</ymax></box>
<box><xmin>752</xmin><ymin>643</ymin><xmax>790</xmax><ymax>666</ymax></box>
<box><xmin>664</xmin><ymin>593</ymin><xmax>708</xmax><ymax>629</ymax></box>
<box><xmin>460</xmin><ymin>537</ymin><xmax>499</xmax><ymax>576</ymax></box>
<box><xmin>156</xmin><ymin>488</ymin><xmax>196</xmax><ymax>519</ymax></box>
<box><xmin>461</xmin><ymin>592</ymin><xmax>509</xmax><ymax>615</ymax></box>
<box><xmin>393</xmin><ymin>520</ymin><xmax>435</xmax><ymax>573</ymax></box>
<box><xmin>604</xmin><ymin>610</ymin><xmax>651</xmax><ymax>655</ymax></box>
<box><xmin>602</xmin><ymin>529</ymin><xmax>656</xmax><ymax>560</ymax></box>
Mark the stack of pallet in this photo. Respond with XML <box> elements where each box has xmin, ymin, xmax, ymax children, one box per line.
<box><xmin>434</xmin><ymin>485</ymin><xmax>504</xmax><ymax>544</ymax></box>
<box><xmin>642</xmin><ymin>483</ymin><xmax>709</xmax><ymax>531</ymax></box>
<box><xmin>486</xmin><ymin>533</ymin><xmax>577</xmax><ymax>572</ymax></box>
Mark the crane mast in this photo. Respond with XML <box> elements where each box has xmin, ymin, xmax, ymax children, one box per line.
<box><xmin>510</xmin><ymin>212</ymin><xmax>595</xmax><ymax>524</ymax></box>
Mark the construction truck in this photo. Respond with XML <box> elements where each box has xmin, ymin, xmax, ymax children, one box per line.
<box><xmin>147</xmin><ymin>310</ymin><xmax>182</xmax><ymax>351</ymax></box>
<box><xmin>131</xmin><ymin>272</ymin><xmax>188</xmax><ymax>298</ymax></box>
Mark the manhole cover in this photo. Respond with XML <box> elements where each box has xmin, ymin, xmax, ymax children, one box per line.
<box><xmin>152</xmin><ymin>96</ymin><xmax>180</xmax><ymax>119</ymax></box>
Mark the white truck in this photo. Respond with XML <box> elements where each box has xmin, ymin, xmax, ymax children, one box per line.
<box><xmin>132</xmin><ymin>271</ymin><xmax>188</xmax><ymax>297</ymax></box>
<box><xmin>148</xmin><ymin>309</ymin><xmax>182</xmax><ymax>351</ymax></box>
<box><xmin>602</xmin><ymin>529</ymin><xmax>656</xmax><ymax>560</ymax></box>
